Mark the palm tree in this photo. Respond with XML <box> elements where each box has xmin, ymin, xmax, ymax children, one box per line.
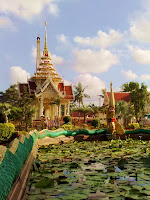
<box><xmin>101</xmin><ymin>88</ymin><xmax>107</xmax><ymax>96</ymax></box>
<box><xmin>0</xmin><ymin>103</ymin><xmax>11</xmax><ymax>123</ymax></box>
<box><xmin>75</xmin><ymin>104</ymin><xmax>92</xmax><ymax>123</ymax></box>
<box><xmin>89</xmin><ymin>104</ymin><xmax>99</xmax><ymax>118</ymax></box>
<box><xmin>115</xmin><ymin>100</ymin><xmax>134</xmax><ymax>127</ymax></box>
<box><xmin>74</xmin><ymin>82</ymin><xmax>90</xmax><ymax>107</ymax></box>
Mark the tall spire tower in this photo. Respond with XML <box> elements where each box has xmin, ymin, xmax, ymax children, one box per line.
<box><xmin>36</xmin><ymin>35</ymin><xmax>41</xmax><ymax>71</ymax></box>
<box><xmin>43</xmin><ymin>21</ymin><xmax>50</xmax><ymax>58</ymax></box>
<box><xmin>44</xmin><ymin>21</ymin><xmax>47</xmax><ymax>50</ymax></box>
<box><xmin>33</xmin><ymin>21</ymin><xmax>62</xmax><ymax>85</ymax></box>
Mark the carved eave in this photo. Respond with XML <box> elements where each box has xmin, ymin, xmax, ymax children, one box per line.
<box><xmin>35</xmin><ymin>76</ymin><xmax>64</xmax><ymax>99</ymax></box>
<box><xmin>41</xmin><ymin>56</ymin><xmax>51</xmax><ymax>60</ymax></box>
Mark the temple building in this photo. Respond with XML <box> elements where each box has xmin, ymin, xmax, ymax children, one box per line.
<box><xmin>19</xmin><ymin>22</ymin><xmax>74</xmax><ymax>121</ymax></box>
<box><xmin>104</xmin><ymin>92</ymin><xmax>130</xmax><ymax>105</ymax></box>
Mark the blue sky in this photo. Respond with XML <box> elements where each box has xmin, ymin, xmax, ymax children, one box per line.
<box><xmin>1</xmin><ymin>0</ymin><xmax>150</xmax><ymax>104</ymax></box>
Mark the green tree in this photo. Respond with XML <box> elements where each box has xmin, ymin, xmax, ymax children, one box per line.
<box><xmin>0</xmin><ymin>103</ymin><xmax>11</xmax><ymax>123</ymax></box>
<box><xmin>18</xmin><ymin>86</ymin><xmax>37</xmax><ymax>131</ymax></box>
<box><xmin>9</xmin><ymin>106</ymin><xmax>22</xmax><ymax>122</ymax></box>
<box><xmin>0</xmin><ymin>84</ymin><xmax>19</xmax><ymax>106</ymax></box>
<box><xmin>74</xmin><ymin>82</ymin><xmax>90</xmax><ymax>107</ymax></box>
<box><xmin>122</xmin><ymin>82</ymin><xmax>149</xmax><ymax>121</ymax></box>
<box><xmin>70</xmin><ymin>102</ymin><xmax>77</xmax><ymax>115</ymax></box>
<box><xmin>75</xmin><ymin>104</ymin><xmax>92</xmax><ymax>123</ymax></box>
<box><xmin>101</xmin><ymin>88</ymin><xmax>107</xmax><ymax>96</ymax></box>
<box><xmin>115</xmin><ymin>100</ymin><xmax>134</xmax><ymax>127</ymax></box>
<box><xmin>89</xmin><ymin>104</ymin><xmax>100</xmax><ymax>117</ymax></box>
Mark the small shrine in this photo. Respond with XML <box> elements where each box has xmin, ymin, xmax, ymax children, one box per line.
<box><xmin>19</xmin><ymin>22</ymin><xmax>74</xmax><ymax>121</ymax></box>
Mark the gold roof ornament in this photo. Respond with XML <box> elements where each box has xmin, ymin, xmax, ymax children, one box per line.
<box><xmin>44</xmin><ymin>21</ymin><xmax>47</xmax><ymax>50</ymax></box>
<box><xmin>109</xmin><ymin>82</ymin><xmax>115</xmax><ymax>107</ymax></box>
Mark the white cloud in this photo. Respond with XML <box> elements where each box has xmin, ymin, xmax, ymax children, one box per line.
<box><xmin>0</xmin><ymin>0</ymin><xmax>59</xmax><ymax>19</ymax></box>
<box><xmin>73</xmin><ymin>73</ymin><xmax>106</xmax><ymax>105</ymax></box>
<box><xmin>51</xmin><ymin>54</ymin><xmax>64</xmax><ymax>65</ymax></box>
<box><xmin>49</xmin><ymin>3</ymin><xmax>59</xmax><ymax>16</ymax></box>
<box><xmin>10</xmin><ymin>66</ymin><xmax>30</xmax><ymax>84</ymax></box>
<box><xmin>74</xmin><ymin>49</ymin><xmax>119</xmax><ymax>73</ymax></box>
<box><xmin>64</xmin><ymin>80</ymin><xmax>71</xmax><ymax>85</ymax></box>
<box><xmin>130</xmin><ymin>19</ymin><xmax>150</xmax><ymax>42</ymax></box>
<box><xmin>32</xmin><ymin>46</ymin><xmax>37</xmax><ymax>62</ymax></box>
<box><xmin>74</xmin><ymin>29</ymin><xmax>122</xmax><ymax>48</ymax></box>
<box><xmin>124</xmin><ymin>70</ymin><xmax>138</xmax><ymax>80</ymax></box>
<box><xmin>57</xmin><ymin>34</ymin><xmax>68</xmax><ymax>43</ymax></box>
<box><xmin>129</xmin><ymin>46</ymin><xmax>150</xmax><ymax>65</ymax></box>
<box><xmin>0</xmin><ymin>16</ymin><xmax>16</xmax><ymax>30</ymax></box>
<box><xmin>115</xmin><ymin>87</ymin><xmax>122</xmax><ymax>92</ymax></box>
<box><xmin>141</xmin><ymin>74</ymin><xmax>150</xmax><ymax>80</ymax></box>
<box><xmin>31</xmin><ymin>46</ymin><xmax>63</xmax><ymax>65</ymax></box>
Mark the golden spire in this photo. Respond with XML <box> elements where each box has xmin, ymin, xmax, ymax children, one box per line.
<box><xmin>44</xmin><ymin>21</ymin><xmax>47</xmax><ymax>50</ymax></box>
<box><xmin>110</xmin><ymin>82</ymin><xmax>115</xmax><ymax>107</ymax></box>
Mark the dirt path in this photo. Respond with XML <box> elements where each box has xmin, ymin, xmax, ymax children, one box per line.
<box><xmin>37</xmin><ymin>135</ymin><xmax>74</xmax><ymax>146</ymax></box>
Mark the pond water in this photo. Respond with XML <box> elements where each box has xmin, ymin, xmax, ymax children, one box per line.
<box><xmin>27</xmin><ymin>139</ymin><xmax>150</xmax><ymax>200</ymax></box>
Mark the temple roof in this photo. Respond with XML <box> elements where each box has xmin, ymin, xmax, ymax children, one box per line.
<box><xmin>107</xmin><ymin>92</ymin><xmax>130</xmax><ymax>102</ymax></box>
<box><xmin>58</xmin><ymin>82</ymin><xmax>74</xmax><ymax>100</ymax></box>
<box><xmin>19</xmin><ymin>83</ymin><xmax>29</xmax><ymax>94</ymax></box>
<box><xmin>19</xmin><ymin>80</ymin><xmax>74</xmax><ymax>100</ymax></box>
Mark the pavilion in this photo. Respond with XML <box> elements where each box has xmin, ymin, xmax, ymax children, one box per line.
<box><xmin>19</xmin><ymin>22</ymin><xmax>74</xmax><ymax>122</ymax></box>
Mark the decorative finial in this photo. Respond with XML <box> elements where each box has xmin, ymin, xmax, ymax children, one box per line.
<box><xmin>110</xmin><ymin>82</ymin><xmax>115</xmax><ymax>107</ymax></box>
<box><xmin>44</xmin><ymin>21</ymin><xmax>47</xmax><ymax>50</ymax></box>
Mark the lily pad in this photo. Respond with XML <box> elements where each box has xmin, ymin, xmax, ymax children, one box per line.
<box><xmin>35</xmin><ymin>178</ymin><xmax>54</xmax><ymax>188</ymax></box>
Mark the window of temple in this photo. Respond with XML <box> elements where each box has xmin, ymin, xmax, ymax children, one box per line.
<box><xmin>66</xmin><ymin>104</ymin><xmax>68</xmax><ymax>115</ymax></box>
<box><xmin>61</xmin><ymin>105</ymin><xmax>65</xmax><ymax>116</ymax></box>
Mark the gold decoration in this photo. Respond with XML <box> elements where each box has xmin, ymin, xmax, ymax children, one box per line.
<box><xmin>0</xmin><ymin>146</ymin><xmax>7</xmax><ymax>165</ymax></box>
<box><xmin>9</xmin><ymin>138</ymin><xmax>19</xmax><ymax>154</ymax></box>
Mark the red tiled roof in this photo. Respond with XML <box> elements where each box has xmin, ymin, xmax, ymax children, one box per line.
<box><xmin>58</xmin><ymin>82</ymin><xmax>64</xmax><ymax>91</ymax></box>
<box><xmin>58</xmin><ymin>83</ymin><xmax>74</xmax><ymax>100</ymax></box>
<box><xmin>19</xmin><ymin>84</ymin><xmax>29</xmax><ymax>93</ymax></box>
<box><xmin>64</xmin><ymin>86</ymin><xmax>74</xmax><ymax>100</ymax></box>
<box><xmin>19</xmin><ymin>82</ymin><xmax>36</xmax><ymax>96</ymax></box>
<box><xmin>65</xmin><ymin>86</ymin><xmax>73</xmax><ymax>95</ymax></box>
<box><xmin>107</xmin><ymin>92</ymin><xmax>130</xmax><ymax>102</ymax></box>
<box><xmin>29</xmin><ymin>81</ymin><xmax>36</xmax><ymax>90</ymax></box>
<box><xmin>72</xmin><ymin>111</ymin><xmax>93</xmax><ymax>117</ymax></box>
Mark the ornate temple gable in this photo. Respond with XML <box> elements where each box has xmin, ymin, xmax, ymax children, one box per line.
<box><xmin>45</xmin><ymin>84</ymin><xmax>53</xmax><ymax>92</ymax></box>
<box><xmin>35</xmin><ymin>76</ymin><xmax>64</xmax><ymax>99</ymax></box>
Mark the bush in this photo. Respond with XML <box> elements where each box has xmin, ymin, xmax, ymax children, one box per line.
<box><xmin>61</xmin><ymin>124</ymin><xmax>73</xmax><ymax>130</ymax></box>
<box><xmin>128</xmin><ymin>123</ymin><xmax>140</xmax><ymax>129</ymax></box>
<box><xmin>83</xmin><ymin>124</ymin><xmax>88</xmax><ymax>129</ymax></box>
<box><xmin>100</xmin><ymin>123</ymin><xmax>107</xmax><ymax>128</ymax></box>
<box><xmin>18</xmin><ymin>131</ymin><xmax>27</xmax><ymax>136</ymax></box>
<box><xmin>139</xmin><ymin>122</ymin><xmax>144</xmax><ymax>128</ymax></box>
<box><xmin>0</xmin><ymin>123</ymin><xmax>15</xmax><ymax>141</ymax></box>
<box><xmin>63</xmin><ymin>116</ymin><xmax>71</xmax><ymax>124</ymax></box>
<box><xmin>5</xmin><ymin>123</ymin><xmax>15</xmax><ymax>133</ymax></box>
<box><xmin>91</xmin><ymin>119</ymin><xmax>100</xmax><ymax>128</ymax></box>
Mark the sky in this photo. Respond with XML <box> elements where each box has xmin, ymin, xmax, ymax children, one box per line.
<box><xmin>1</xmin><ymin>0</ymin><xmax>150</xmax><ymax>105</ymax></box>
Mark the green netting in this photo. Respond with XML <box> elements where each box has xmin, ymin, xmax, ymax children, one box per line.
<box><xmin>14</xmin><ymin>137</ymin><xmax>34</xmax><ymax>177</ymax></box>
<box><xmin>31</xmin><ymin>131</ymin><xmax>38</xmax><ymax>143</ymax></box>
<box><xmin>23</xmin><ymin>136</ymin><xmax>34</xmax><ymax>154</ymax></box>
<box><xmin>0</xmin><ymin>135</ymin><xmax>34</xmax><ymax>200</ymax></box>
<box><xmin>43</xmin><ymin>129</ymin><xmax>107</xmax><ymax>138</ymax></box>
<box><xmin>34</xmin><ymin>128</ymin><xmax>150</xmax><ymax>139</ymax></box>
<box><xmin>125</xmin><ymin>129</ymin><xmax>150</xmax><ymax>135</ymax></box>
<box><xmin>0</xmin><ymin>150</ymin><xmax>17</xmax><ymax>200</ymax></box>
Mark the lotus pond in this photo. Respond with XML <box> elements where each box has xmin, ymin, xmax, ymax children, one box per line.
<box><xmin>27</xmin><ymin>139</ymin><xmax>150</xmax><ymax>200</ymax></box>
